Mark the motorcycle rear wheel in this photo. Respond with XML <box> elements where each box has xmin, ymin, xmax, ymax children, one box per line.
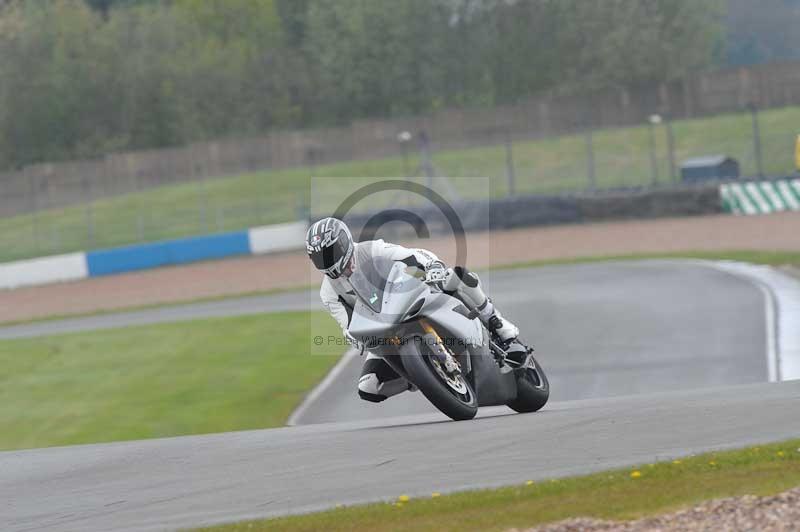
<box><xmin>507</xmin><ymin>354</ymin><xmax>549</xmax><ymax>413</ymax></box>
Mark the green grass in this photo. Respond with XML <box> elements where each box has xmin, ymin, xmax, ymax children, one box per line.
<box><xmin>199</xmin><ymin>439</ymin><xmax>800</xmax><ymax>532</ymax></box>
<box><xmin>3</xmin><ymin>106</ymin><xmax>800</xmax><ymax>262</ymax></box>
<box><xmin>0</xmin><ymin>311</ymin><xmax>341</xmax><ymax>451</ymax></box>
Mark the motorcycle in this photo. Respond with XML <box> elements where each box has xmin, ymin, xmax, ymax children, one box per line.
<box><xmin>347</xmin><ymin>256</ymin><xmax>549</xmax><ymax>421</ymax></box>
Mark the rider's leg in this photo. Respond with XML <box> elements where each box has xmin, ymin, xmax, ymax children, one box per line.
<box><xmin>441</xmin><ymin>266</ymin><xmax>519</xmax><ymax>342</ymax></box>
<box><xmin>357</xmin><ymin>352</ymin><xmax>411</xmax><ymax>403</ymax></box>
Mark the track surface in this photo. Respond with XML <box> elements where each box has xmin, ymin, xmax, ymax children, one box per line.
<box><xmin>294</xmin><ymin>260</ymin><xmax>767</xmax><ymax>423</ymax></box>
<box><xmin>0</xmin><ymin>290</ymin><xmax>316</xmax><ymax>340</ymax></box>
<box><xmin>0</xmin><ymin>260</ymin><xmax>783</xmax><ymax>532</ymax></box>
<box><xmin>3</xmin><ymin>381</ymin><xmax>800</xmax><ymax>532</ymax></box>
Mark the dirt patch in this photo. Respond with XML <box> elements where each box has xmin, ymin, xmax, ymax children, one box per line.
<box><xmin>521</xmin><ymin>486</ymin><xmax>800</xmax><ymax>531</ymax></box>
<box><xmin>2</xmin><ymin>212</ymin><xmax>799</xmax><ymax>323</ymax></box>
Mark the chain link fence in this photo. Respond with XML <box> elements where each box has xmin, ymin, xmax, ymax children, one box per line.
<box><xmin>1</xmin><ymin>101</ymin><xmax>799</xmax><ymax>264</ymax></box>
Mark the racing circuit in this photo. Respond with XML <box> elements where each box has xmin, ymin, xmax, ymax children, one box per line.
<box><xmin>2</xmin><ymin>260</ymin><xmax>800</xmax><ymax>531</ymax></box>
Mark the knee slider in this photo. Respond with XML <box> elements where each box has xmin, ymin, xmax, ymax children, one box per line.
<box><xmin>358</xmin><ymin>373</ymin><xmax>381</xmax><ymax>395</ymax></box>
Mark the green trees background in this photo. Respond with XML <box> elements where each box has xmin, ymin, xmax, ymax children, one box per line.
<box><xmin>0</xmin><ymin>0</ymin><xmax>731</xmax><ymax>170</ymax></box>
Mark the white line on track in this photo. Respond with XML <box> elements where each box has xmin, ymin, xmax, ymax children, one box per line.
<box><xmin>695</xmin><ymin>261</ymin><xmax>800</xmax><ymax>382</ymax></box>
<box><xmin>288</xmin><ymin>260</ymin><xmax>800</xmax><ymax>425</ymax></box>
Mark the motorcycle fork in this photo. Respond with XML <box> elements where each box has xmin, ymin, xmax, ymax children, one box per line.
<box><xmin>419</xmin><ymin>319</ymin><xmax>460</xmax><ymax>374</ymax></box>
<box><xmin>419</xmin><ymin>319</ymin><xmax>441</xmax><ymax>343</ymax></box>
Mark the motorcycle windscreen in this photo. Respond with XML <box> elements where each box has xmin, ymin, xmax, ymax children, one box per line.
<box><xmin>348</xmin><ymin>255</ymin><xmax>394</xmax><ymax>313</ymax></box>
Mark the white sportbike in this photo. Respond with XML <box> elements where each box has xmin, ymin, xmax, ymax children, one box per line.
<box><xmin>348</xmin><ymin>257</ymin><xmax>549</xmax><ymax>421</ymax></box>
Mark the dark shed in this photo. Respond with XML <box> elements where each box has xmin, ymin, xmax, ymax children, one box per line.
<box><xmin>680</xmin><ymin>155</ymin><xmax>740</xmax><ymax>182</ymax></box>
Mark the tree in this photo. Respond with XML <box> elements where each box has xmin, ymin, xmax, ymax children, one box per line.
<box><xmin>0</xmin><ymin>0</ymin><xmax>125</xmax><ymax>166</ymax></box>
<box><xmin>306</xmin><ymin>0</ymin><xmax>457</xmax><ymax>121</ymax></box>
<box><xmin>485</xmin><ymin>0</ymin><xmax>564</xmax><ymax>104</ymax></box>
<box><xmin>170</xmin><ymin>0</ymin><xmax>297</xmax><ymax>136</ymax></box>
<box><xmin>557</xmin><ymin>0</ymin><xmax>725</xmax><ymax>90</ymax></box>
<box><xmin>0</xmin><ymin>0</ymin><xmax>728</xmax><ymax>170</ymax></box>
<box><xmin>276</xmin><ymin>0</ymin><xmax>310</xmax><ymax>47</ymax></box>
<box><xmin>726</xmin><ymin>0</ymin><xmax>800</xmax><ymax>66</ymax></box>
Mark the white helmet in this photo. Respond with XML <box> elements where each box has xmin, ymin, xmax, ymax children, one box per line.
<box><xmin>306</xmin><ymin>217</ymin><xmax>354</xmax><ymax>279</ymax></box>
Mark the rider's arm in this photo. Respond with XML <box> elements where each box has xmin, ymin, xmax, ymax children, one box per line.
<box><xmin>320</xmin><ymin>278</ymin><xmax>351</xmax><ymax>335</ymax></box>
<box><xmin>320</xmin><ymin>278</ymin><xmax>364</xmax><ymax>354</ymax></box>
<box><xmin>378</xmin><ymin>241</ymin><xmax>443</xmax><ymax>271</ymax></box>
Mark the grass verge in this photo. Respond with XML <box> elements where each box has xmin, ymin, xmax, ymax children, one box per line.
<box><xmin>3</xmin><ymin>105</ymin><xmax>799</xmax><ymax>263</ymax></box>
<box><xmin>198</xmin><ymin>439</ymin><xmax>800</xmax><ymax>532</ymax></box>
<box><xmin>0</xmin><ymin>311</ymin><xmax>340</xmax><ymax>450</ymax></box>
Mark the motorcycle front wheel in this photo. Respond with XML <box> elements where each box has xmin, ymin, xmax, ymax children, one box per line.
<box><xmin>402</xmin><ymin>342</ymin><xmax>478</xmax><ymax>421</ymax></box>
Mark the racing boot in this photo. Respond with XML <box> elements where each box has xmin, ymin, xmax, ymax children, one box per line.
<box><xmin>480</xmin><ymin>301</ymin><xmax>527</xmax><ymax>366</ymax></box>
<box><xmin>485</xmin><ymin>307</ymin><xmax>520</xmax><ymax>344</ymax></box>
<box><xmin>442</xmin><ymin>266</ymin><xmax>520</xmax><ymax>343</ymax></box>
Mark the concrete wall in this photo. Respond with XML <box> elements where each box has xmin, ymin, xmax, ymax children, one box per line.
<box><xmin>342</xmin><ymin>184</ymin><xmax>724</xmax><ymax>240</ymax></box>
<box><xmin>0</xmin><ymin>221</ymin><xmax>307</xmax><ymax>290</ymax></box>
<box><xmin>0</xmin><ymin>253</ymin><xmax>88</xmax><ymax>290</ymax></box>
<box><xmin>85</xmin><ymin>232</ymin><xmax>252</xmax><ymax>277</ymax></box>
<box><xmin>248</xmin><ymin>221</ymin><xmax>308</xmax><ymax>255</ymax></box>
<box><xmin>5</xmin><ymin>180</ymin><xmax>795</xmax><ymax>290</ymax></box>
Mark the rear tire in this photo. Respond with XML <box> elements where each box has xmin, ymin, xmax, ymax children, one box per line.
<box><xmin>403</xmin><ymin>345</ymin><xmax>478</xmax><ymax>421</ymax></box>
<box><xmin>507</xmin><ymin>355</ymin><xmax>549</xmax><ymax>413</ymax></box>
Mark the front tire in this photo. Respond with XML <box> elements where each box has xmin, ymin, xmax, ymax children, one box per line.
<box><xmin>507</xmin><ymin>355</ymin><xmax>549</xmax><ymax>413</ymax></box>
<box><xmin>403</xmin><ymin>344</ymin><xmax>478</xmax><ymax>421</ymax></box>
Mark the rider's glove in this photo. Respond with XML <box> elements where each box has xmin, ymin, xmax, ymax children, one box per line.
<box><xmin>346</xmin><ymin>331</ymin><xmax>366</xmax><ymax>356</ymax></box>
<box><xmin>424</xmin><ymin>261</ymin><xmax>448</xmax><ymax>284</ymax></box>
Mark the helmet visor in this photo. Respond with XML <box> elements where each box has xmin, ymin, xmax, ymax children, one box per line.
<box><xmin>309</xmin><ymin>230</ymin><xmax>351</xmax><ymax>273</ymax></box>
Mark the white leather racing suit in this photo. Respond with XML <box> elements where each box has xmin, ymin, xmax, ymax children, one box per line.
<box><xmin>319</xmin><ymin>239</ymin><xmax>441</xmax><ymax>337</ymax></box>
<box><xmin>318</xmin><ymin>239</ymin><xmax>517</xmax><ymax>403</ymax></box>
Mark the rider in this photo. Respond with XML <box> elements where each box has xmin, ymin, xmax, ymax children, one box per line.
<box><xmin>306</xmin><ymin>217</ymin><xmax>519</xmax><ymax>403</ymax></box>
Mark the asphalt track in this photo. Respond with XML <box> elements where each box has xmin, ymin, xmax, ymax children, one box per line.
<box><xmin>293</xmin><ymin>260</ymin><xmax>768</xmax><ymax>423</ymax></box>
<box><xmin>0</xmin><ymin>260</ymin><xmax>794</xmax><ymax>532</ymax></box>
<box><xmin>2</xmin><ymin>260</ymin><xmax>769</xmax><ymax>419</ymax></box>
<box><xmin>3</xmin><ymin>381</ymin><xmax>800</xmax><ymax>532</ymax></box>
<box><xmin>0</xmin><ymin>290</ymin><xmax>316</xmax><ymax>340</ymax></box>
